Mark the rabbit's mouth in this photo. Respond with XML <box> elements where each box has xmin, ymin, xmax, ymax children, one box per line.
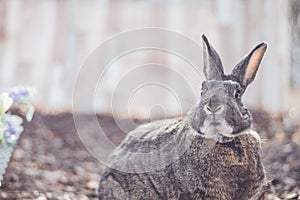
<box><xmin>198</xmin><ymin>119</ymin><xmax>235</xmax><ymax>143</ymax></box>
<box><xmin>209</xmin><ymin>122</ymin><xmax>221</xmax><ymax>126</ymax></box>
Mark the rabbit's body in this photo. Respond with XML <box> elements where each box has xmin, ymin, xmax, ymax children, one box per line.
<box><xmin>99</xmin><ymin>118</ymin><xmax>265</xmax><ymax>200</ymax></box>
<box><xmin>98</xmin><ymin>35</ymin><xmax>268</xmax><ymax>200</ymax></box>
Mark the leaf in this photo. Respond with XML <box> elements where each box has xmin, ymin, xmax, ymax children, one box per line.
<box><xmin>0</xmin><ymin>93</ymin><xmax>13</xmax><ymax>115</ymax></box>
<box><xmin>0</xmin><ymin>124</ymin><xmax>4</xmax><ymax>145</ymax></box>
<box><xmin>25</xmin><ymin>103</ymin><xmax>35</xmax><ymax>122</ymax></box>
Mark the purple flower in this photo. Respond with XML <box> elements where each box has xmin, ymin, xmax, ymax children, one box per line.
<box><xmin>2</xmin><ymin>114</ymin><xmax>24</xmax><ymax>138</ymax></box>
<box><xmin>9</xmin><ymin>86</ymin><xmax>34</xmax><ymax>104</ymax></box>
<box><xmin>5</xmin><ymin>120</ymin><xmax>23</xmax><ymax>137</ymax></box>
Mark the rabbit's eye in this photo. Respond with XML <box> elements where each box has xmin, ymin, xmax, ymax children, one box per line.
<box><xmin>200</xmin><ymin>90</ymin><xmax>204</xmax><ymax>96</ymax></box>
<box><xmin>234</xmin><ymin>89</ymin><xmax>241</xmax><ymax>99</ymax></box>
<box><xmin>200</xmin><ymin>88</ymin><xmax>207</xmax><ymax>96</ymax></box>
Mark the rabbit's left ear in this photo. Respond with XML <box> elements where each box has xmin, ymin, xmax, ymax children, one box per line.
<box><xmin>202</xmin><ymin>34</ymin><xmax>224</xmax><ymax>80</ymax></box>
<box><xmin>231</xmin><ymin>42</ymin><xmax>267</xmax><ymax>89</ymax></box>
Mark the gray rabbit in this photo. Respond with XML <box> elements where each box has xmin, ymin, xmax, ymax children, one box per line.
<box><xmin>98</xmin><ymin>35</ymin><xmax>267</xmax><ymax>200</ymax></box>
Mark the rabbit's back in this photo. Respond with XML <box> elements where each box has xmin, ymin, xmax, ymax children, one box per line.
<box><xmin>98</xmin><ymin>117</ymin><xmax>265</xmax><ymax>200</ymax></box>
<box><xmin>99</xmin><ymin>117</ymin><xmax>189</xmax><ymax>199</ymax></box>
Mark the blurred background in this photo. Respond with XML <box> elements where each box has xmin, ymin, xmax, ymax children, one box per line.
<box><xmin>1</xmin><ymin>1</ymin><xmax>300</xmax><ymax>199</ymax></box>
<box><xmin>0</xmin><ymin>0</ymin><xmax>297</xmax><ymax>116</ymax></box>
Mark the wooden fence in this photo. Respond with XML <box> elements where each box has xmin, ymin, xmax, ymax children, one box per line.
<box><xmin>0</xmin><ymin>0</ymin><xmax>295</xmax><ymax>116</ymax></box>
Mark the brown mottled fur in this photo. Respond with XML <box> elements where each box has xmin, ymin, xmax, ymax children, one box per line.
<box><xmin>98</xmin><ymin>118</ymin><xmax>265</xmax><ymax>200</ymax></box>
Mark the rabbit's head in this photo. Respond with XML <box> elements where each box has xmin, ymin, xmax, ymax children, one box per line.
<box><xmin>188</xmin><ymin>35</ymin><xmax>267</xmax><ymax>143</ymax></box>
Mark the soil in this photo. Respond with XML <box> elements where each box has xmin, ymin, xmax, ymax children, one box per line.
<box><xmin>0</xmin><ymin>109</ymin><xmax>299</xmax><ymax>199</ymax></box>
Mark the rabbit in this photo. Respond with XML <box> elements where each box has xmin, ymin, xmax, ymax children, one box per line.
<box><xmin>98</xmin><ymin>34</ymin><xmax>267</xmax><ymax>200</ymax></box>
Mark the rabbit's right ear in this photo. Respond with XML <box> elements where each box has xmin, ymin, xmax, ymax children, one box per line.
<box><xmin>201</xmin><ymin>34</ymin><xmax>224</xmax><ymax>80</ymax></box>
<box><xmin>231</xmin><ymin>42</ymin><xmax>267</xmax><ymax>90</ymax></box>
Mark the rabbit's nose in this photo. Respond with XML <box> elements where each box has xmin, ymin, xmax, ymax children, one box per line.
<box><xmin>204</xmin><ymin>104</ymin><xmax>224</xmax><ymax>115</ymax></box>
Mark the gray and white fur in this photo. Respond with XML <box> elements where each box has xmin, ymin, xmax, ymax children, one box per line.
<box><xmin>98</xmin><ymin>34</ymin><xmax>268</xmax><ymax>200</ymax></box>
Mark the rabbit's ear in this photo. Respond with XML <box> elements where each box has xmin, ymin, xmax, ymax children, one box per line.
<box><xmin>231</xmin><ymin>42</ymin><xmax>267</xmax><ymax>89</ymax></box>
<box><xmin>202</xmin><ymin>34</ymin><xmax>224</xmax><ymax>80</ymax></box>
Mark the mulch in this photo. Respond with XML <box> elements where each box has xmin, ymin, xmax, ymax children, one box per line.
<box><xmin>0</xmin><ymin>109</ymin><xmax>299</xmax><ymax>199</ymax></box>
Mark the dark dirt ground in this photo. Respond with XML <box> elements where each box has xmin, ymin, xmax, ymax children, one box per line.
<box><xmin>0</xmin><ymin>109</ymin><xmax>299</xmax><ymax>200</ymax></box>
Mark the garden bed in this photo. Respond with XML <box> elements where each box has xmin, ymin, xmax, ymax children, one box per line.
<box><xmin>0</xmin><ymin>110</ymin><xmax>299</xmax><ymax>199</ymax></box>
